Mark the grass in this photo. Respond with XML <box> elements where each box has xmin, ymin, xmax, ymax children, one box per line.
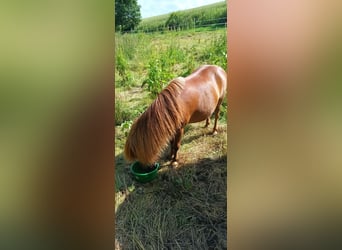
<box><xmin>115</xmin><ymin>26</ymin><xmax>227</xmax><ymax>249</ymax></box>
<box><xmin>115</xmin><ymin>123</ymin><xmax>227</xmax><ymax>249</ymax></box>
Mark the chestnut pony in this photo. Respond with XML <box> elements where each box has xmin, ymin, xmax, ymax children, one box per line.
<box><xmin>124</xmin><ymin>65</ymin><xmax>227</xmax><ymax>167</ymax></box>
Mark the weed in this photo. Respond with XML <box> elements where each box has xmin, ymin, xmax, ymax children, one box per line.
<box><xmin>141</xmin><ymin>42</ymin><xmax>189</xmax><ymax>97</ymax></box>
<box><xmin>120</xmin><ymin>120</ymin><xmax>133</xmax><ymax>137</ymax></box>
<box><xmin>142</xmin><ymin>56</ymin><xmax>175</xmax><ymax>97</ymax></box>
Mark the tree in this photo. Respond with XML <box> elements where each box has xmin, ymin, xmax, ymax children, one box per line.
<box><xmin>166</xmin><ymin>12</ymin><xmax>181</xmax><ymax>30</ymax></box>
<box><xmin>115</xmin><ymin>0</ymin><xmax>141</xmax><ymax>32</ymax></box>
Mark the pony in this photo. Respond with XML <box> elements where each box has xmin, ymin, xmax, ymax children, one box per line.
<box><xmin>124</xmin><ymin>65</ymin><xmax>227</xmax><ymax>167</ymax></box>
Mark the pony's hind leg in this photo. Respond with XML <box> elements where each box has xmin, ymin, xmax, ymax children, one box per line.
<box><xmin>204</xmin><ymin>118</ymin><xmax>210</xmax><ymax>128</ymax></box>
<box><xmin>171</xmin><ymin>127</ymin><xmax>184</xmax><ymax>167</ymax></box>
<box><xmin>212</xmin><ymin>99</ymin><xmax>223</xmax><ymax>135</ymax></box>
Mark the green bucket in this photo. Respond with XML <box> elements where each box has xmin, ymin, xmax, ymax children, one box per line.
<box><xmin>130</xmin><ymin>161</ymin><xmax>160</xmax><ymax>183</ymax></box>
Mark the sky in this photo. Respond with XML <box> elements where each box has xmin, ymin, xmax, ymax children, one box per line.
<box><xmin>138</xmin><ymin>0</ymin><xmax>224</xmax><ymax>18</ymax></box>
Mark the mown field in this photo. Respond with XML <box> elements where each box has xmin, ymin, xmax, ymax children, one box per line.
<box><xmin>115</xmin><ymin>27</ymin><xmax>227</xmax><ymax>249</ymax></box>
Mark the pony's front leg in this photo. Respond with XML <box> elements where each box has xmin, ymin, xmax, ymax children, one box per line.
<box><xmin>169</xmin><ymin>138</ymin><xmax>175</xmax><ymax>160</ymax></box>
<box><xmin>171</xmin><ymin>127</ymin><xmax>184</xmax><ymax>167</ymax></box>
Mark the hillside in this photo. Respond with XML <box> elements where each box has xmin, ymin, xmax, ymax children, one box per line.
<box><xmin>137</xmin><ymin>1</ymin><xmax>227</xmax><ymax>32</ymax></box>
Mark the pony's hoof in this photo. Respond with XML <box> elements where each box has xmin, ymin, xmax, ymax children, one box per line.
<box><xmin>212</xmin><ymin>131</ymin><xmax>218</xmax><ymax>135</ymax></box>
<box><xmin>171</xmin><ymin>161</ymin><xmax>179</xmax><ymax>168</ymax></box>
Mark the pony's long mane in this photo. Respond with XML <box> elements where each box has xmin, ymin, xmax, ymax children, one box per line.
<box><xmin>124</xmin><ymin>77</ymin><xmax>185</xmax><ymax>165</ymax></box>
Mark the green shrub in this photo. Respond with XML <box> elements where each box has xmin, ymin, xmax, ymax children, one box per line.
<box><xmin>116</xmin><ymin>51</ymin><xmax>133</xmax><ymax>88</ymax></box>
<box><xmin>142</xmin><ymin>57</ymin><xmax>173</xmax><ymax>97</ymax></box>
<box><xmin>141</xmin><ymin>43</ymin><xmax>185</xmax><ymax>97</ymax></box>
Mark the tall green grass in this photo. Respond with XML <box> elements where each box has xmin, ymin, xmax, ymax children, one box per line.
<box><xmin>200</xmin><ymin>32</ymin><xmax>227</xmax><ymax>70</ymax></box>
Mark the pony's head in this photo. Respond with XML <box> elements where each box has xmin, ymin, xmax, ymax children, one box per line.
<box><xmin>124</xmin><ymin>77</ymin><xmax>185</xmax><ymax>165</ymax></box>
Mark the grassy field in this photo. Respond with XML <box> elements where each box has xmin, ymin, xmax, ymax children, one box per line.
<box><xmin>137</xmin><ymin>1</ymin><xmax>227</xmax><ymax>33</ymax></box>
<box><xmin>115</xmin><ymin>27</ymin><xmax>227</xmax><ymax>249</ymax></box>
